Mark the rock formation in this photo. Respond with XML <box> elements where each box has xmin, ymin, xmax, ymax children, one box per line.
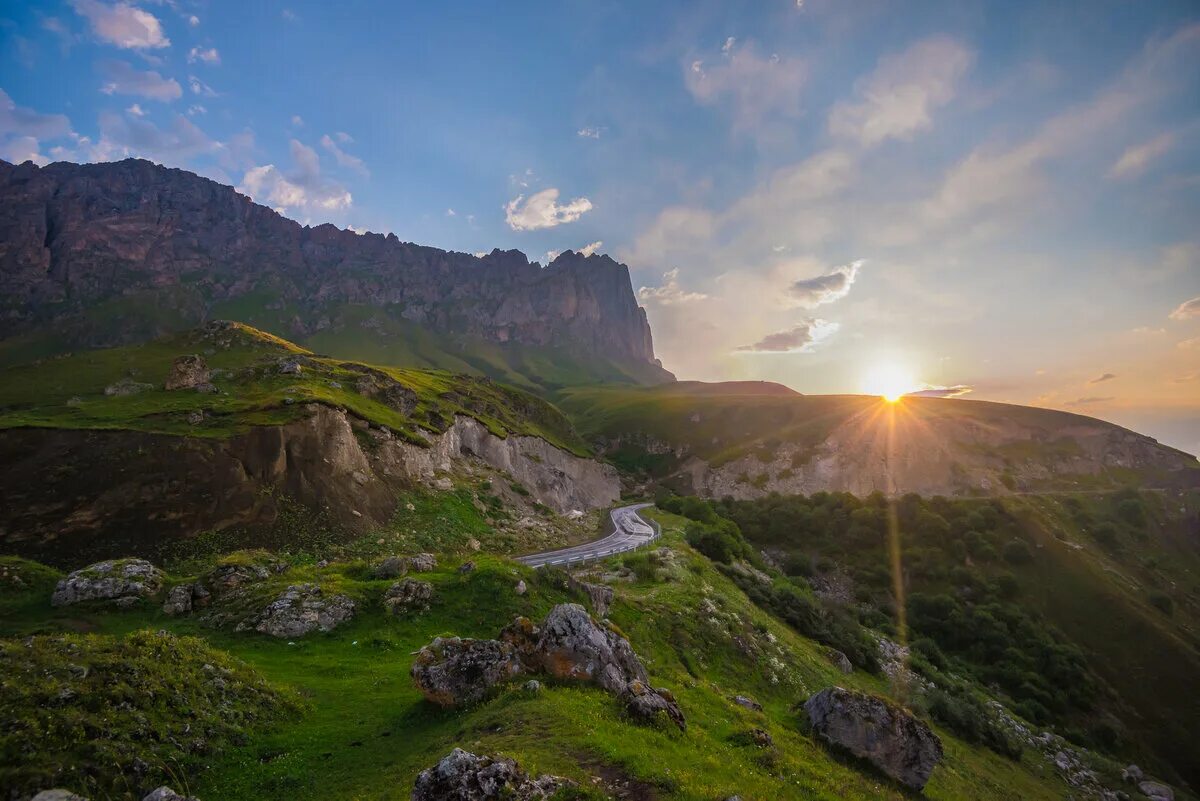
<box><xmin>0</xmin><ymin>158</ymin><xmax>670</xmax><ymax>383</ymax></box>
<box><xmin>411</xmin><ymin>748</ymin><xmax>571</xmax><ymax>801</ymax></box>
<box><xmin>50</xmin><ymin>559</ymin><xmax>165</xmax><ymax>607</ymax></box>
<box><xmin>239</xmin><ymin>583</ymin><xmax>356</xmax><ymax>638</ymax></box>
<box><xmin>804</xmin><ymin>686</ymin><xmax>942</xmax><ymax>791</ymax></box>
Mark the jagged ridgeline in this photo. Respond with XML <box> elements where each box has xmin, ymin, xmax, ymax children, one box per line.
<box><xmin>0</xmin><ymin>158</ymin><xmax>673</xmax><ymax>390</ymax></box>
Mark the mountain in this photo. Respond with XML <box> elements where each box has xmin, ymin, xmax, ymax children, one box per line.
<box><xmin>0</xmin><ymin>158</ymin><xmax>673</xmax><ymax>389</ymax></box>
<box><xmin>558</xmin><ymin>383</ymin><xmax>1200</xmax><ymax>495</ymax></box>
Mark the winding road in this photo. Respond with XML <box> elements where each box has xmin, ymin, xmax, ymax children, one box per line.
<box><xmin>517</xmin><ymin>502</ymin><xmax>659</xmax><ymax>568</ymax></box>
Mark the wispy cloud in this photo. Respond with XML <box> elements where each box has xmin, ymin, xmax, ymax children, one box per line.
<box><xmin>908</xmin><ymin>384</ymin><xmax>973</xmax><ymax>398</ymax></box>
<box><xmin>1065</xmin><ymin>396</ymin><xmax>1114</xmax><ymax>406</ymax></box>
<box><xmin>638</xmin><ymin>268</ymin><xmax>707</xmax><ymax>305</ymax></box>
<box><xmin>320</xmin><ymin>133</ymin><xmax>368</xmax><ymax>176</ymax></box>
<box><xmin>1169</xmin><ymin>296</ymin><xmax>1200</xmax><ymax>320</ymax></box>
<box><xmin>1089</xmin><ymin>372</ymin><xmax>1117</xmax><ymax>384</ymax></box>
<box><xmin>99</xmin><ymin>60</ymin><xmax>182</xmax><ymax>101</ymax></box>
<box><xmin>71</xmin><ymin>0</ymin><xmax>170</xmax><ymax>49</ymax></box>
<box><xmin>787</xmin><ymin>260</ymin><xmax>862</xmax><ymax>307</ymax></box>
<box><xmin>735</xmin><ymin>319</ymin><xmax>838</xmax><ymax>353</ymax></box>
<box><xmin>685</xmin><ymin>38</ymin><xmax>807</xmax><ymax>132</ymax></box>
<box><xmin>187</xmin><ymin>47</ymin><xmax>220</xmax><ymax>65</ymax></box>
<box><xmin>237</xmin><ymin>139</ymin><xmax>352</xmax><ymax>217</ymax></box>
<box><xmin>1108</xmin><ymin>132</ymin><xmax>1175</xmax><ymax>179</ymax></box>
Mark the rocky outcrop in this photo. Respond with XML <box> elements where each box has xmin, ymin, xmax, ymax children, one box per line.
<box><xmin>0</xmin><ymin>405</ymin><xmax>619</xmax><ymax>565</ymax></box>
<box><xmin>142</xmin><ymin>789</ymin><xmax>199</xmax><ymax>801</ymax></box>
<box><xmin>804</xmin><ymin>686</ymin><xmax>942</xmax><ymax>791</ymax></box>
<box><xmin>239</xmin><ymin>583</ymin><xmax>356</xmax><ymax>638</ymax></box>
<box><xmin>50</xmin><ymin>559</ymin><xmax>164</xmax><ymax>607</ymax></box>
<box><xmin>568</xmin><ymin>576</ymin><xmax>614</xmax><ymax>617</ymax></box>
<box><xmin>372</xmin><ymin>553</ymin><xmax>437</xmax><ymax>579</ymax></box>
<box><xmin>411</xmin><ymin>748</ymin><xmax>571</xmax><ymax>801</ymax></box>
<box><xmin>1139</xmin><ymin>781</ymin><xmax>1174</xmax><ymax>801</ymax></box>
<box><xmin>383</xmin><ymin>579</ymin><xmax>434</xmax><ymax>615</ymax></box>
<box><xmin>0</xmin><ymin>158</ymin><xmax>670</xmax><ymax>382</ymax></box>
<box><xmin>164</xmin><ymin>355</ymin><xmax>211</xmax><ymax>391</ymax></box>
<box><xmin>411</xmin><ymin>604</ymin><xmax>684</xmax><ymax>730</ymax></box>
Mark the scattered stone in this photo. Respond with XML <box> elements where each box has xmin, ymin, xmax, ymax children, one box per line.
<box><xmin>372</xmin><ymin>556</ymin><xmax>407</xmax><ymax>580</ymax></box>
<box><xmin>185</xmin><ymin>410</ymin><xmax>205</xmax><ymax>426</ymax></box>
<box><xmin>51</xmin><ymin>559</ymin><xmax>165</xmax><ymax>607</ymax></box>
<box><xmin>524</xmin><ymin>679</ymin><xmax>542</xmax><ymax>692</ymax></box>
<box><xmin>748</xmin><ymin>727</ymin><xmax>774</xmax><ymax>748</ymax></box>
<box><xmin>204</xmin><ymin>561</ymin><xmax>277</xmax><ymax>595</ymax></box>
<box><xmin>804</xmin><ymin>686</ymin><xmax>943</xmax><ymax>791</ymax></box>
<box><xmin>433</xmin><ymin>477</ymin><xmax>454</xmax><ymax>491</ymax></box>
<box><xmin>278</xmin><ymin>358</ymin><xmax>303</xmax><ymax>375</ymax></box>
<box><xmin>466</xmin><ymin>538</ymin><xmax>482</xmax><ymax>552</ymax></box>
<box><xmin>32</xmin><ymin>792</ymin><xmax>89</xmax><ymax>801</ymax></box>
<box><xmin>1139</xmin><ymin>781</ymin><xmax>1174</xmax><ymax>801</ymax></box>
<box><xmin>733</xmin><ymin>694</ymin><xmax>763</xmax><ymax>712</ymax></box>
<box><xmin>514</xmin><ymin>580</ymin><xmax>527</xmax><ymax>595</ymax></box>
<box><xmin>382</xmin><ymin>578</ymin><xmax>433</xmax><ymax>615</ymax></box>
<box><xmin>826</xmin><ymin>648</ymin><xmax>853</xmax><ymax>675</ymax></box>
<box><xmin>242</xmin><ymin>584</ymin><xmax>356</xmax><ymax>638</ymax></box>
<box><xmin>316</xmin><ymin>559</ymin><xmax>329</xmax><ymax>568</ymax></box>
<box><xmin>164</xmin><ymin>354</ymin><xmax>211</xmax><ymax>391</ymax></box>
<box><xmin>568</xmin><ymin>576</ymin><xmax>614</xmax><ymax>617</ymax></box>
<box><xmin>411</xmin><ymin>748</ymin><xmax>571</xmax><ymax>801</ymax></box>
<box><xmin>104</xmin><ymin>378</ymin><xmax>154</xmax><ymax>396</ymax></box>
<box><xmin>411</xmin><ymin>637</ymin><xmax>523</xmax><ymax>707</ymax></box>
<box><xmin>458</xmin><ymin>561</ymin><xmax>476</xmax><ymax>574</ymax></box>
<box><xmin>408</xmin><ymin>553</ymin><xmax>437</xmax><ymax>572</ymax></box>
<box><xmin>142</xmin><ymin>788</ymin><xmax>198</xmax><ymax>801</ymax></box>
<box><xmin>1122</xmin><ymin>765</ymin><xmax>1144</xmax><ymax>783</ymax></box>
<box><xmin>162</xmin><ymin>584</ymin><xmax>196</xmax><ymax>616</ymax></box>
<box><xmin>622</xmin><ymin>679</ymin><xmax>686</xmax><ymax>731</ymax></box>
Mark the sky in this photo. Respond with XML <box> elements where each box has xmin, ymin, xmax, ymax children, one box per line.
<box><xmin>1</xmin><ymin>0</ymin><xmax>1199</xmax><ymax>454</ymax></box>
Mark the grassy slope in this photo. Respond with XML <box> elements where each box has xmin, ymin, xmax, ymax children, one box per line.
<box><xmin>559</xmin><ymin>384</ymin><xmax>1197</xmax><ymax>482</ymax></box>
<box><xmin>0</xmin><ymin>322</ymin><xmax>588</xmax><ymax>456</ymax></box>
<box><xmin>0</xmin><ymin>519</ymin><xmax>1076</xmax><ymax>801</ymax></box>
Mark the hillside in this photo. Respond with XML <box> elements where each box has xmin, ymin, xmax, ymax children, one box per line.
<box><xmin>0</xmin><ymin>322</ymin><xmax>620</xmax><ymax>565</ymax></box>
<box><xmin>0</xmin><ymin>158</ymin><xmax>673</xmax><ymax>390</ymax></box>
<box><xmin>558</xmin><ymin>384</ymin><xmax>1200</xmax><ymax>496</ymax></box>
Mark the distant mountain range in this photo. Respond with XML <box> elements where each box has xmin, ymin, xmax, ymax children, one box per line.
<box><xmin>0</xmin><ymin>158</ymin><xmax>673</xmax><ymax>389</ymax></box>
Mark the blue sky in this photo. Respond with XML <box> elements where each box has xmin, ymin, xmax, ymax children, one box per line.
<box><xmin>2</xmin><ymin>0</ymin><xmax>1199</xmax><ymax>452</ymax></box>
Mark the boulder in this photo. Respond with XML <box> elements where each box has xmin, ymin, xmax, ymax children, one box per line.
<box><xmin>568</xmin><ymin>576</ymin><xmax>614</xmax><ymax>617</ymax></box>
<box><xmin>51</xmin><ymin>559</ymin><xmax>165</xmax><ymax>607</ymax></box>
<box><xmin>1123</xmin><ymin>765</ymin><xmax>1144</xmax><ymax>783</ymax></box>
<box><xmin>826</xmin><ymin>648</ymin><xmax>853</xmax><ymax>675</ymax></box>
<box><xmin>408</xmin><ymin>553</ymin><xmax>437</xmax><ymax>572</ymax></box>
<box><xmin>204</xmin><ymin>561</ymin><xmax>283</xmax><ymax>595</ymax></box>
<box><xmin>244</xmin><ymin>584</ymin><xmax>356</xmax><ymax>638</ymax></box>
<box><xmin>733</xmin><ymin>694</ymin><xmax>763</xmax><ymax>712</ymax></box>
<box><xmin>514</xmin><ymin>579</ymin><xmax>527</xmax><ymax>595</ymax></box>
<box><xmin>372</xmin><ymin>556</ymin><xmax>408</xmax><ymax>580</ymax></box>
<box><xmin>804</xmin><ymin>686</ymin><xmax>942</xmax><ymax>791</ymax></box>
<box><xmin>32</xmin><ymin>792</ymin><xmax>89</xmax><ymax>801</ymax></box>
<box><xmin>622</xmin><ymin>679</ymin><xmax>686</xmax><ymax>731</ymax></box>
<box><xmin>104</xmin><ymin>378</ymin><xmax>154</xmax><ymax>396</ymax></box>
<box><xmin>459</xmin><ymin>561</ymin><xmax>476</xmax><ymax>574</ymax></box>
<box><xmin>1139</xmin><ymin>782</ymin><xmax>1174</xmax><ymax>801</ymax></box>
<box><xmin>142</xmin><ymin>789</ymin><xmax>198</xmax><ymax>801</ymax></box>
<box><xmin>164</xmin><ymin>354</ymin><xmax>211</xmax><ymax>391</ymax></box>
<box><xmin>532</xmin><ymin>603</ymin><xmax>647</xmax><ymax>694</ymax></box>
<box><xmin>162</xmin><ymin>584</ymin><xmax>196</xmax><ymax>616</ymax></box>
<box><xmin>411</xmin><ymin>748</ymin><xmax>571</xmax><ymax>801</ymax></box>
<box><xmin>383</xmin><ymin>579</ymin><xmax>434</xmax><ymax>615</ymax></box>
<box><xmin>411</xmin><ymin>637</ymin><xmax>523</xmax><ymax>707</ymax></box>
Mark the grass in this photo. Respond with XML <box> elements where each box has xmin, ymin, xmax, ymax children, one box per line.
<box><xmin>0</xmin><ymin>322</ymin><xmax>589</xmax><ymax>456</ymax></box>
<box><xmin>0</xmin><ymin>518</ymin><xmax>1102</xmax><ymax>801</ymax></box>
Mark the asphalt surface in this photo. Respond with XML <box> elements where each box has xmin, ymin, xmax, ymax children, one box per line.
<box><xmin>516</xmin><ymin>502</ymin><xmax>658</xmax><ymax>568</ymax></box>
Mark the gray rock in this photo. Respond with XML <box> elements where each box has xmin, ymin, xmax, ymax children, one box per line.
<box><xmin>514</xmin><ymin>579</ymin><xmax>527</xmax><ymax>595</ymax></box>
<box><xmin>1139</xmin><ymin>781</ymin><xmax>1174</xmax><ymax>801</ymax></box>
<box><xmin>162</xmin><ymin>584</ymin><xmax>195</xmax><ymax>616</ymax></box>
<box><xmin>804</xmin><ymin>686</ymin><xmax>943</xmax><ymax>791</ymax></box>
<box><xmin>246</xmin><ymin>584</ymin><xmax>356</xmax><ymax>638</ymax></box>
<box><xmin>826</xmin><ymin>648</ymin><xmax>853</xmax><ymax>675</ymax></box>
<box><xmin>104</xmin><ymin>378</ymin><xmax>154</xmax><ymax>396</ymax></box>
<box><xmin>458</xmin><ymin>561</ymin><xmax>476</xmax><ymax>574</ymax></box>
<box><xmin>32</xmin><ymin>792</ymin><xmax>89</xmax><ymax>801</ymax></box>
<box><xmin>733</xmin><ymin>694</ymin><xmax>763</xmax><ymax>711</ymax></box>
<box><xmin>408</xmin><ymin>553</ymin><xmax>437</xmax><ymax>572</ymax></box>
<box><xmin>164</xmin><ymin>354</ymin><xmax>211</xmax><ymax>391</ymax></box>
<box><xmin>410</xmin><ymin>637</ymin><xmax>523</xmax><ymax>707</ymax></box>
<box><xmin>523</xmin><ymin>679</ymin><xmax>542</xmax><ymax>692</ymax></box>
<box><xmin>532</xmin><ymin>603</ymin><xmax>647</xmax><ymax>694</ymax></box>
<box><xmin>142</xmin><ymin>788</ymin><xmax>198</xmax><ymax>801</ymax></box>
<box><xmin>1122</xmin><ymin>765</ymin><xmax>1143</xmax><ymax>783</ymax></box>
<box><xmin>411</xmin><ymin>748</ymin><xmax>570</xmax><ymax>800</ymax></box>
<box><xmin>51</xmin><ymin>559</ymin><xmax>165</xmax><ymax>607</ymax></box>
<box><xmin>372</xmin><ymin>556</ymin><xmax>408</xmax><ymax>580</ymax></box>
<box><xmin>621</xmin><ymin>679</ymin><xmax>686</xmax><ymax>731</ymax></box>
<box><xmin>204</xmin><ymin>562</ymin><xmax>275</xmax><ymax>595</ymax></box>
<box><xmin>278</xmin><ymin>358</ymin><xmax>303</xmax><ymax>375</ymax></box>
<box><xmin>383</xmin><ymin>579</ymin><xmax>434</xmax><ymax>615</ymax></box>
<box><xmin>568</xmin><ymin>576</ymin><xmax>614</xmax><ymax>617</ymax></box>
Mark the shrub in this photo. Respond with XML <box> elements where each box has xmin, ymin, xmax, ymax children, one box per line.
<box><xmin>1003</xmin><ymin>540</ymin><xmax>1033</xmax><ymax>565</ymax></box>
<box><xmin>1148</xmin><ymin>591</ymin><xmax>1174</xmax><ymax>616</ymax></box>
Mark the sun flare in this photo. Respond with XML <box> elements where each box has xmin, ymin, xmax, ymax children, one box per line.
<box><xmin>863</xmin><ymin>363</ymin><xmax>918</xmax><ymax>403</ymax></box>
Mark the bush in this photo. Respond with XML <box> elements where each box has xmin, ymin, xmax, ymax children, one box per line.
<box><xmin>1148</xmin><ymin>591</ymin><xmax>1174</xmax><ymax>616</ymax></box>
<box><xmin>1003</xmin><ymin>540</ymin><xmax>1033</xmax><ymax>565</ymax></box>
<box><xmin>685</xmin><ymin>520</ymin><xmax>752</xmax><ymax>564</ymax></box>
<box><xmin>922</xmin><ymin>685</ymin><xmax>1023</xmax><ymax>760</ymax></box>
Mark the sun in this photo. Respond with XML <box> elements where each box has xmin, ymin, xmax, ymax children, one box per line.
<box><xmin>863</xmin><ymin>363</ymin><xmax>918</xmax><ymax>403</ymax></box>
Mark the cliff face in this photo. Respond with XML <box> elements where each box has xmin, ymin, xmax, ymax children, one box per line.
<box><xmin>0</xmin><ymin>158</ymin><xmax>668</xmax><ymax>381</ymax></box>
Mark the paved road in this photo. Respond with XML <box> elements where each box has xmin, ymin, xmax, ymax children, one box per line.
<box><xmin>517</xmin><ymin>503</ymin><xmax>659</xmax><ymax>568</ymax></box>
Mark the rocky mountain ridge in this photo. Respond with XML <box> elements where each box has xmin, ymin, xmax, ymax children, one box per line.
<box><xmin>0</xmin><ymin>158</ymin><xmax>671</xmax><ymax>383</ymax></box>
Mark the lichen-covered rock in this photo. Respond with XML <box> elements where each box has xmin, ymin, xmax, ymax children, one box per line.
<box><xmin>142</xmin><ymin>788</ymin><xmax>199</xmax><ymax>801</ymax></box>
<box><xmin>32</xmin><ymin>791</ymin><xmax>89</xmax><ymax>801</ymax></box>
<box><xmin>1139</xmin><ymin>781</ymin><xmax>1174</xmax><ymax>801</ymax></box>
<box><xmin>805</xmin><ymin>687</ymin><xmax>942</xmax><ymax>791</ymax></box>
<box><xmin>533</xmin><ymin>603</ymin><xmax>647</xmax><ymax>694</ymax></box>
<box><xmin>371</xmin><ymin>556</ymin><xmax>407</xmax><ymax>580</ymax></box>
<box><xmin>410</xmin><ymin>637</ymin><xmax>523</xmax><ymax>707</ymax></box>
<box><xmin>568</xmin><ymin>576</ymin><xmax>614</xmax><ymax>617</ymax></box>
<box><xmin>51</xmin><ymin>559</ymin><xmax>165</xmax><ymax>607</ymax></box>
<box><xmin>622</xmin><ymin>679</ymin><xmax>686</xmax><ymax>731</ymax></box>
<box><xmin>383</xmin><ymin>579</ymin><xmax>433</xmax><ymax>615</ymax></box>
<box><xmin>826</xmin><ymin>648</ymin><xmax>853</xmax><ymax>675</ymax></box>
<box><xmin>411</xmin><ymin>748</ymin><xmax>571</xmax><ymax>801</ymax></box>
<box><xmin>204</xmin><ymin>561</ymin><xmax>283</xmax><ymax>596</ymax></box>
<box><xmin>408</xmin><ymin>553</ymin><xmax>437</xmax><ymax>572</ymax></box>
<box><xmin>164</xmin><ymin>354</ymin><xmax>211</xmax><ymax>390</ymax></box>
<box><xmin>162</xmin><ymin>584</ymin><xmax>196</xmax><ymax>616</ymax></box>
<box><xmin>243</xmin><ymin>584</ymin><xmax>356</xmax><ymax>638</ymax></box>
<box><xmin>733</xmin><ymin>694</ymin><xmax>762</xmax><ymax>711</ymax></box>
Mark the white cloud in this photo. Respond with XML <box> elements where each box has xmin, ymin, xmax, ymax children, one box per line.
<box><xmin>577</xmin><ymin>126</ymin><xmax>603</xmax><ymax>139</ymax></box>
<box><xmin>685</xmin><ymin>38</ymin><xmax>807</xmax><ymax>132</ymax></box>
<box><xmin>0</xmin><ymin>135</ymin><xmax>48</xmax><ymax>165</ymax></box>
<box><xmin>1169</xmin><ymin>296</ymin><xmax>1200</xmax><ymax>320</ymax></box>
<box><xmin>187</xmin><ymin>15</ymin><xmax>199</xmax><ymax>26</ymax></box>
<box><xmin>504</xmin><ymin>188</ymin><xmax>593</xmax><ymax>230</ymax></box>
<box><xmin>909</xmin><ymin>384</ymin><xmax>973</xmax><ymax>398</ymax></box>
<box><xmin>319</xmin><ymin>133</ymin><xmax>368</xmax><ymax>176</ymax></box>
<box><xmin>0</xmin><ymin>89</ymin><xmax>73</xmax><ymax>165</ymax></box>
<box><xmin>787</xmin><ymin>259</ymin><xmax>863</xmax><ymax>307</ymax></box>
<box><xmin>187</xmin><ymin>47</ymin><xmax>220</xmax><ymax>65</ymax></box>
<box><xmin>99</xmin><ymin>60</ymin><xmax>182</xmax><ymax>101</ymax></box>
<box><xmin>638</xmin><ymin>268</ymin><xmax>708</xmax><ymax>305</ymax></box>
<box><xmin>126</xmin><ymin>103</ymin><xmax>145</xmax><ymax>116</ymax></box>
<box><xmin>829</xmin><ymin>37</ymin><xmax>972</xmax><ymax>147</ymax></box>
<box><xmin>579</xmin><ymin>240</ymin><xmax>603</xmax><ymax>256</ymax></box>
<box><xmin>186</xmin><ymin>104</ymin><xmax>206</xmax><ymax>116</ymax></box>
<box><xmin>291</xmin><ymin>115</ymin><xmax>304</xmax><ymax>127</ymax></box>
<box><xmin>71</xmin><ymin>0</ymin><xmax>169</xmax><ymax>49</ymax></box>
<box><xmin>735</xmin><ymin>319</ymin><xmax>839</xmax><ymax>353</ymax></box>
<box><xmin>334</xmin><ymin>131</ymin><xmax>353</xmax><ymax>144</ymax></box>
<box><xmin>237</xmin><ymin>139</ymin><xmax>352</xmax><ymax>217</ymax></box>
<box><xmin>89</xmin><ymin>110</ymin><xmax>219</xmax><ymax>164</ymax></box>
<box><xmin>445</xmin><ymin>208</ymin><xmax>456</xmax><ymax>217</ymax></box>
<box><xmin>543</xmin><ymin>250</ymin><xmax>561</xmax><ymax>263</ymax></box>
<box><xmin>1108</xmin><ymin>132</ymin><xmax>1175</xmax><ymax>179</ymax></box>
<box><xmin>188</xmin><ymin>75</ymin><xmax>217</xmax><ymax>97</ymax></box>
